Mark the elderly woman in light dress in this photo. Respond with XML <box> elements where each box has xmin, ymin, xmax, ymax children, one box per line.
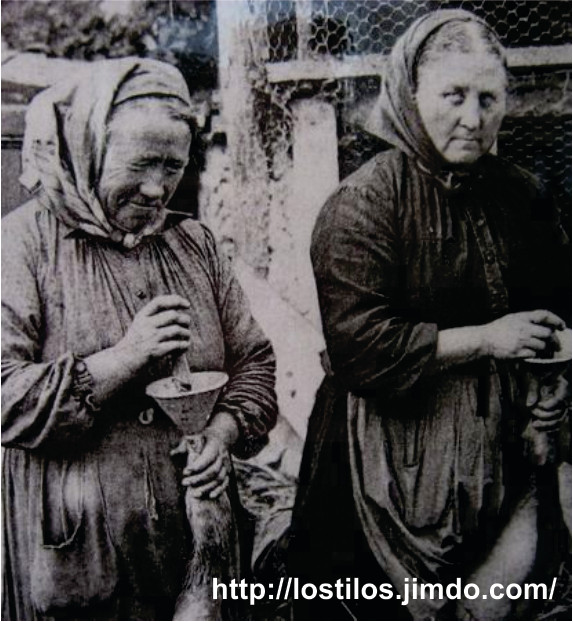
<box><xmin>2</xmin><ymin>58</ymin><xmax>277</xmax><ymax>620</ymax></box>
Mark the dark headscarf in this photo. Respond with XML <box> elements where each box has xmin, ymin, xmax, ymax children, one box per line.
<box><xmin>368</xmin><ymin>9</ymin><xmax>505</xmax><ymax>172</ymax></box>
<box><xmin>21</xmin><ymin>57</ymin><xmax>193</xmax><ymax>247</ymax></box>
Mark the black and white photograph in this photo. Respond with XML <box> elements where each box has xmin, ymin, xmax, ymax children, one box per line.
<box><xmin>1</xmin><ymin>1</ymin><xmax>571</xmax><ymax>620</ymax></box>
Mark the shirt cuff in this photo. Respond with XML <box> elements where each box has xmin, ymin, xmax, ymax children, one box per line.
<box><xmin>71</xmin><ymin>356</ymin><xmax>101</xmax><ymax>412</ymax></box>
<box><xmin>214</xmin><ymin>403</ymin><xmax>269</xmax><ymax>459</ymax></box>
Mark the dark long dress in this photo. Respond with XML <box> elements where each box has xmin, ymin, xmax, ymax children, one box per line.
<box><xmin>288</xmin><ymin>149</ymin><xmax>569</xmax><ymax>620</ymax></box>
<box><xmin>2</xmin><ymin>202</ymin><xmax>277</xmax><ymax>620</ymax></box>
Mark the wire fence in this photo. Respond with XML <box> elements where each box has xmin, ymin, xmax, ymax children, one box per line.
<box><xmin>255</xmin><ymin>0</ymin><xmax>571</xmax><ymax>212</ymax></box>
<box><xmin>266</xmin><ymin>0</ymin><xmax>572</xmax><ymax>60</ymax></box>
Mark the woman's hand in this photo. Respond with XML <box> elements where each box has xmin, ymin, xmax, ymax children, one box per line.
<box><xmin>527</xmin><ymin>373</ymin><xmax>570</xmax><ymax>432</ymax></box>
<box><xmin>523</xmin><ymin>373</ymin><xmax>570</xmax><ymax>465</ymax></box>
<box><xmin>113</xmin><ymin>295</ymin><xmax>191</xmax><ymax>372</ymax></box>
<box><xmin>83</xmin><ymin>295</ymin><xmax>191</xmax><ymax>405</ymax></box>
<box><xmin>179</xmin><ymin>412</ymin><xmax>239</xmax><ymax>500</ymax></box>
<box><xmin>481</xmin><ymin>310</ymin><xmax>565</xmax><ymax>360</ymax></box>
<box><xmin>181</xmin><ymin>434</ymin><xmax>230</xmax><ymax>499</ymax></box>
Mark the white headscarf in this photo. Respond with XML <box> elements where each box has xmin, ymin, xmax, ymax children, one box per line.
<box><xmin>21</xmin><ymin>57</ymin><xmax>193</xmax><ymax>248</ymax></box>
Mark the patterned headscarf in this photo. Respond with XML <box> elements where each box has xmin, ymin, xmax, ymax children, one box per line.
<box><xmin>21</xmin><ymin>57</ymin><xmax>193</xmax><ymax>247</ymax></box>
<box><xmin>368</xmin><ymin>9</ymin><xmax>504</xmax><ymax>172</ymax></box>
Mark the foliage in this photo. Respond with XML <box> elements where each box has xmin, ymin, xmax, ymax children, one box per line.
<box><xmin>1</xmin><ymin>0</ymin><xmax>218</xmax><ymax>90</ymax></box>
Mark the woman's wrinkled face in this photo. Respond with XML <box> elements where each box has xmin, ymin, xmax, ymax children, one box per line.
<box><xmin>98</xmin><ymin>101</ymin><xmax>191</xmax><ymax>233</ymax></box>
<box><xmin>416</xmin><ymin>51</ymin><xmax>507</xmax><ymax>165</ymax></box>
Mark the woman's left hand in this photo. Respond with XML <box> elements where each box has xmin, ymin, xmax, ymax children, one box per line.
<box><xmin>527</xmin><ymin>373</ymin><xmax>570</xmax><ymax>432</ymax></box>
<box><xmin>177</xmin><ymin>412</ymin><xmax>239</xmax><ymax>499</ymax></box>
<box><xmin>181</xmin><ymin>433</ymin><xmax>231</xmax><ymax>499</ymax></box>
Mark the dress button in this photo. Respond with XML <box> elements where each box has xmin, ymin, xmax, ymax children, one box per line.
<box><xmin>484</xmin><ymin>251</ymin><xmax>495</xmax><ymax>264</ymax></box>
<box><xmin>136</xmin><ymin>290</ymin><xmax>146</xmax><ymax>299</ymax></box>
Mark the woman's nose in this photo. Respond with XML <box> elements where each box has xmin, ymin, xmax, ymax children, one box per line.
<box><xmin>139</xmin><ymin>175</ymin><xmax>165</xmax><ymax>201</ymax></box>
<box><xmin>459</xmin><ymin>97</ymin><xmax>482</xmax><ymax>131</ymax></box>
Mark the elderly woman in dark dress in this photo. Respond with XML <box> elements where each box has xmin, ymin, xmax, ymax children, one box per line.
<box><xmin>289</xmin><ymin>10</ymin><xmax>570</xmax><ymax>621</ymax></box>
<box><xmin>2</xmin><ymin>58</ymin><xmax>277</xmax><ymax>620</ymax></box>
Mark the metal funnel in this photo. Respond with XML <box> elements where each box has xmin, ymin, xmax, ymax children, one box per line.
<box><xmin>146</xmin><ymin>371</ymin><xmax>229</xmax><ymax>435</ymax></box>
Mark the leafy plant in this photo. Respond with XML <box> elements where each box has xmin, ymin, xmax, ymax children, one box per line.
<box><xmin>1</xmin><ymin>0</ymin><xmax>218</xmax><ymax>90</ymax></box>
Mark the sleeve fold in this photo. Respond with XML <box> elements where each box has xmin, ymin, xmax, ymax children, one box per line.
<box><xmin>311</xmin><ymin>185</ymin><xmax>438</xmax><ymax>398</ymax></box>
<box><xmin>2</xmin><ymin>215</ymin><xmax>95</xmax><ymax>451</ymax></box>
<box><xmin>203</xmin><ymin>227</ymin><xmax>278</xmax><ymax>458</ymax></box>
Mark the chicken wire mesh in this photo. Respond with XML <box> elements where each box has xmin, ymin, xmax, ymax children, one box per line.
<box><xmin>266</xmin><ymin>0</ymin><xmax>572</xmax><ymax>60</ymax></box>
<box><xmin>255</xmin><ymin>0</ymin><xmax>571</xmax><ymax>211</ymax></box>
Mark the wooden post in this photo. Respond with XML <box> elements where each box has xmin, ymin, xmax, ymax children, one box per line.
<box><xmin>295</xmin><ymin>0</ymin><xmax>313</xmax><ymax>60</ymax></box>
<box><xmin>217</xmin><ymin>0</ymin><xmax>272</xmax><ymax>275</ymax></box>
<box><xmin>268</xmin><ymin>98</ymin><xmax>339</xmax><ymax>329</ymax></box>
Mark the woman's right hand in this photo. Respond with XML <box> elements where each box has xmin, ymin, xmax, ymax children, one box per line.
<box><xmin>481</xmin><ymin>310</ymin><xmax>565</xmax><ymax>360</ymax></box>
<box><xmin>113</xmin><ymin>295</ymin><xmax>191</xmax><ymax>372</ymax></box>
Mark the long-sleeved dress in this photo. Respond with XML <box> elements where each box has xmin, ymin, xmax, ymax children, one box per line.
<box><xmin>2</xmin><ymin>201</ymin><xmax>277</xmax><ymax>620</ymax></box>
<box><xmin>288</xmin><ymin>149</ymin><xmax>569</xmax><ymax>620</ymax></box>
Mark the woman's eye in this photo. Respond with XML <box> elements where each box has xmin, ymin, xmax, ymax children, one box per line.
<box><xmin>480</xmin><ymin>93</ymin><xmax>497</xmax><ymax>109</ymax></box>
<box><xmin>443</xmin><ymin>90</ymin><xmax>464</xmax><ymax>105</ymax></box>
<box><xmin>165</xmin><ymin>161</ymin><xmax>186</xmax><ymax>175</ymax></box>
<box><xmin>128</xmin><ymin>161</ymin><xmax>148</xmax><ymax>172</ymax></box>
<box><xmin>165</xmin><ymin>165</ymin><xmax>183</xmax><ymax>176</ymax></box>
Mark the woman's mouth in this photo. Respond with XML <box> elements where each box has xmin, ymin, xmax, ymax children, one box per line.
<box><xmin>451</xmin><ymin>137</ymin><xmax>480</xmax><ymax>146</ymax></box>
<box><xmin>126</xmin><ymin>202</ymin><xmax>162</xmax><ymax>211</ymax></box>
